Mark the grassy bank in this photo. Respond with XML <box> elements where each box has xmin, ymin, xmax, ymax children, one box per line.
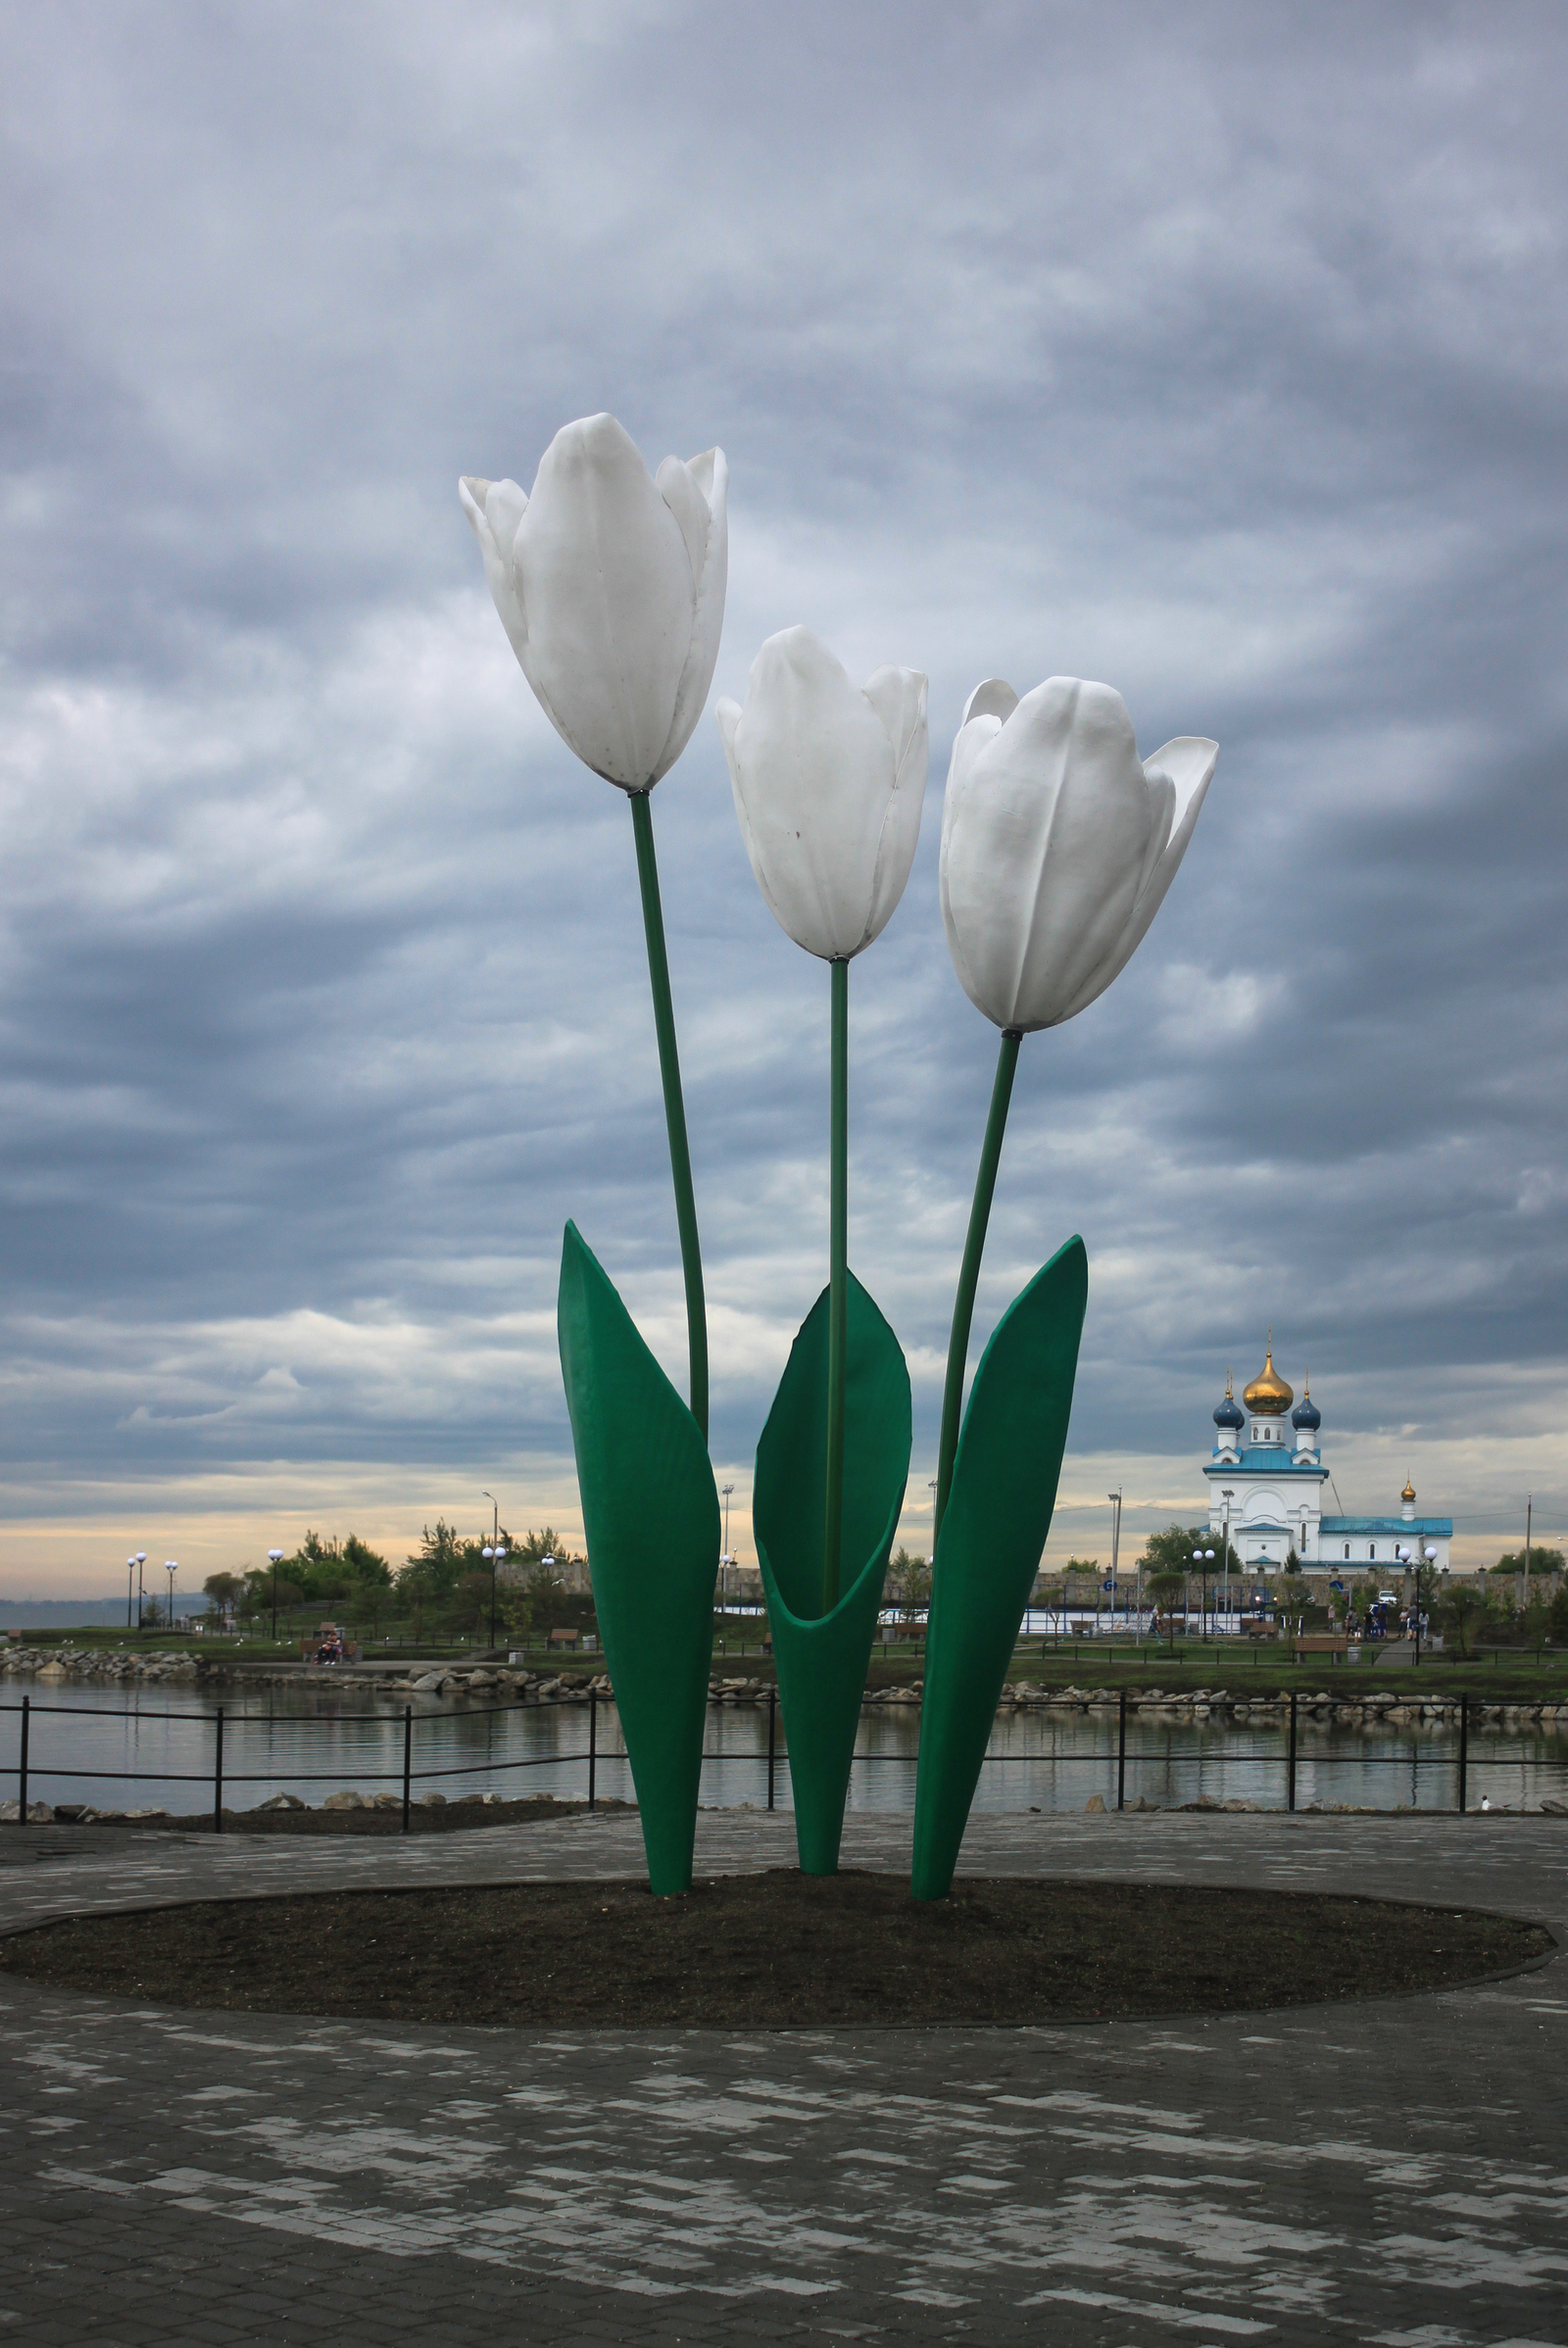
<box><xmin>9</xmin><ymin>1621</ymin><xmax>1568</xmax><ymax>1703</ymax></box>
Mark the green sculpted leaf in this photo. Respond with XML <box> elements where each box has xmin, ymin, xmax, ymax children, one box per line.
<box><xmin>558</xmin><ymin>1221</ymin><xmax>718</xmax><ymax>1895</ymax></box>
<box><xmin>754</xmin><ymin>1272</ymin><xmax>911</xmax><ymax>1874</ymax></box>
<box><xmin>911</xmin><ymin>1236</ymin><xmax>1089</xmax><ymax>1900</ymax></box>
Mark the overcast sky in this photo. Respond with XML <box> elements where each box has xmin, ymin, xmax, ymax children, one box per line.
<box><xmin>2</xmin><ymin>0</ymin><xmax>1565</xmax><ymax>1596</ymax></box>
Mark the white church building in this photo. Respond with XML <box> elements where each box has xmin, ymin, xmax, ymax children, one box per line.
<box><xmin>1203</xmin><ymin>1342</ymin><xmax>1452</xmax><ymax>1578</ymax></box>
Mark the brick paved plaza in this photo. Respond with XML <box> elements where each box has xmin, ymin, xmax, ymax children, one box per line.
<box><xmin>2</xmin><ymin>1810</ymin><xmax>1565</xmax><ymax>2345</ymax></box>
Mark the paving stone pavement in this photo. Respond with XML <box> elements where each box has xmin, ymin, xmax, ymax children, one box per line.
<box><xmin>1</xmin><ymin>1809</ymin><xmax>1565</xmax><ymax>2346</ymax></box>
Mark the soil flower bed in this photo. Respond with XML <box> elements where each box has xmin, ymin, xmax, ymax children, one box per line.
<box><xmin>0</xmin><ymin>1873</ymin><xmax>1549</xmax><ymax>2027</ymax></box>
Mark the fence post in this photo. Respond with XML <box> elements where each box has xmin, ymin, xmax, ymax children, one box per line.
<box><xmin>402</xmin><ymin>1705</ymin><xmax>413</xmax><ymax>1834</ymax></box>
<box><xmin>19</xmin><ymin>1695</ymin><xmax>28</xmax><ymax>1827</ymax></box>
<box><xmin>1287</xmin><ymin>1688</ymin><xmax>1298</xmax><ymax>1813</ymax></box>
<box><xmin>1458</xmin><ymin>1691</ymin><xmax>1468</xmax><ymax>1815</ymax></box>
<box><xmin>214</xmin><ymin>1707</ymin><xmax>224</xmax><ymax>1834</ymax></box>
<box><xmin>767</xmin><ymin>1685</ymin><xmax>776</xmax><ymax>1812</ymax></box>
<box><xmin>1117</xmin><ymin>1688</ymin><xmax>1127</xmax><ymax>1812</ymax></box>
<box><xmin>589</xmin><ymin>1687</ymin><xmax>597</xmax><ymax>1812</ymax></box>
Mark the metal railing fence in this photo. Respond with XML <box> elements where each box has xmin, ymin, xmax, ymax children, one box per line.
<box><xmin>2</xmin><ymin>1687</ymin><xmax>1561</xmax><ymax>1829</ymax></box>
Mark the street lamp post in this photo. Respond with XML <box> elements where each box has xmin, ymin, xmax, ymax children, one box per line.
<box><xmin>1420</xmin><ymin>1543</ymin><xmax>1437</xmax><ymax>1663</ymax></box>
<box><xmin>1193</xmin><ymin>1546</ymin><xmax>1215</xmax><ymax>1639</ymax></box>
<box><xmin>1397</xmin><ymin>1541</ymin><xmax>1440</xmax><ymax>1664</ymax></box>
<box><xmin>720</xmin><ymin>1483</ymin><xmax>734</xmax><ymax>1614</ymax></box>
<box><xmin>1220</xmin><ymin>1492</ymin><xmax>1234</xmax><ymax>1637</ymax></box>
<box><xmin>136</xmin><ymin>1551</ymin><xmax>147</xmax><ymax>1631</ymax></box>
<box><xmin>269</xmin><ymin>1548</ymin><xmax>284</xmax><ymax>1642</ymax></box>
<box><xmin>126</xmin><ymin>1556</ymin><xmax>136</xmax><ymax>1632</ymax></box>
<box><xmin>165</xmin><ymin>1560</ymin><xmax>177</xmax><ymax>1630</ymax></box>
<box><xmin>482</xmin><ymin>1493</ymin><xmax>506</xmax><ymax>1645</ymax></box>
<box><xmin>1107</xmin><ymin>1489</ymin><xmax>1122</xmax><ymax>1638</ymax></box>
<box><xmin>481</xmin><ymin>1542</ymin><xmax>508</xmax><ymax>1646</ymax></box>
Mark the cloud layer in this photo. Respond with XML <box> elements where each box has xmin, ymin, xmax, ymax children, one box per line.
<box><xmin>2</xmin><ymin>0</ymin><xmax>1565</xmax><ymax>1588</ymax></box>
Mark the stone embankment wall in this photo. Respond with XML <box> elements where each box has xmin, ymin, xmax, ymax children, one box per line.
<box><xmin>996</xmin><ymin>1683</ymin><xmax>1568</xmax><ymax>1731</ymax></box>
<box><xmin>4</xmin><ymin>1650</ymin><xmax>1567</xmax><ymax>1734</ymax></box>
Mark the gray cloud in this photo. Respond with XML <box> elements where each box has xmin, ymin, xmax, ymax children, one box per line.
<box><xmin>1</xmin><ymin>0</ymin><xmax>1565</xmax><ymax>1581</ymax></box>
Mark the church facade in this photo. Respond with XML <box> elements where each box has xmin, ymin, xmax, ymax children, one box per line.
<box><xmin>1203</xmin><ymin>1343</ymin><xmax>1452</xmax><ymax>1578</ymax></box>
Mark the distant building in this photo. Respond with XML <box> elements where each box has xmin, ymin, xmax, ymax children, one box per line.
<box><xmin>1203</xmin><ymin>1340</ymin><xmax>1451</xmax><ymax>1577</ymax></box>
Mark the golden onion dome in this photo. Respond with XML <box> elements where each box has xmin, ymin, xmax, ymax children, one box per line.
<box><xmin>1242</xmin><ymin>1337</ymin><xmax>1294</xmax><ymax>1416</ymax></box>
<box><xmin>1401</xmin><ymin>1476</ymin><xmax>1416</xmax><ymax>1504</ymax></box>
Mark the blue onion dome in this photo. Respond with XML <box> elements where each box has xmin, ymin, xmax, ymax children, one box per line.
<box><xmin>1292</xmin><ymin>1373</ymin><xmax>1320</xmax><ymax>1433</ymax></box>
<box><xmin>1214</xmin><ymin>1371</ymin><xmax>1245</xmax><ymax>1432</ymax></box>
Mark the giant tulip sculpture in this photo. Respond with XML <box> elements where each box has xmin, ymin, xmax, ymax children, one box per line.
<box><xmin>717</xmin><ymin>626</ymin><xmax>926</xmax><ymax>1871</ymax></box>
<box><xmin>461</xmin><ymin>415</ymin><xmax>728</xmax><ymax>1894</ymax></box>
<box><xmin>912</xmin><ymin>676</ymin><xmax>1216</xmax><ymax>1898</ymax></box>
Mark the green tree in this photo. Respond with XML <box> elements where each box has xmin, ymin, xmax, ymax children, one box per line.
<box><xmin>1145</xmin><ymin>1569</ymin><xmax>1185</xmax><ymax>1647</ymax></box>
<box><xmin>280</xmin><ymin>1531</ymin><xmax>393</xmax><ymax>1606</ymax></box>
<box><xmin>396</xmin><ymin>1520</ymin><xmax>476</xmax><ymax>1635</ymax></box>
<box><xmin>1440</xmin><ymin>1581</ymin><xmax>1487</xmax><ymax>1658</ymax></box>
<box><xmin>1494</xmin><ymin>1545</ymin><xmax>1565</xmax><ymax>1578</ymax></box>
<box><xmin>270</xmin><ymin>1578</ymin><xmax>305</xmax><ymax>1629</ymax></box>
<box><xmin>1140</xmin><ymin>1523</ymin><xmax>1239</xmax><ymax>1578</ymax></box>
<box><xmin>525</xmin><ymin>1558</ymin><xmax>568</xmax><ymax>1618</ymax></box>
<box><xmin>1549</xmin><ymin>1583</ymin><xmax>1568</xmax><ymax>1644</ymax></box>
<box><xmin>886</xmin><ymin>1546</ymin><xmax>930</xmax><ymax>1622</ymax></box>
<box><xmin>202</xmin><ymin>1571</ymin><xmax>240</xmax><ymax>1625</ymax></box>
<box><xmin>1277</xmin><ymin>1574</ymin><xmax>1310</xmax><ymax>1637</ymax></box>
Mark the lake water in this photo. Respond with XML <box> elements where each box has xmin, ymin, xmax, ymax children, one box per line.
<box><xmin>5</xmin><ymin>1684</ymin><xmax>1566</xmax><ymax>1817</ymax></box>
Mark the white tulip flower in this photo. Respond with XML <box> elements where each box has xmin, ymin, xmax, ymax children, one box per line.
<box><xmin>940</xmin><ymin>675</ymin><xmax>1217</xmax><ymax>1033</ymax></box>
<box><xmin>932</xmin><ymin>674</ymin><xmax>1216</xmax><ymax>1543</ymax></box>
<box><xmin>460</xmin><ymin>412</ymin><xmax>728</xmax><ymax>792</ymax></box>
<box><xmin>715</xmin><ymin>626</ymin><xmax>929</xmax><ymax>961</ymax></box>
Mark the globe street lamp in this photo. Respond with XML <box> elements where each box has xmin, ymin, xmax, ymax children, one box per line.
<box><xmin>481</xmin><ymin>1541</ymin><xmax>508</xmax><ymax>1646</ymax></box>
<box><xmin>125</xmin><ymin>1556</ymin><xmax>136</xmax><ymax>1632</ymax></box>
<box><xmin>1220</xmin><ymin>1492</ymin><xmax>1234</xmax><ymax>1637</ymax></box>
<box><xmin>165</xmin><ymin>1560</ymin><xmax>177</xmax><ymax>1630</ymax></box>
<box><xmin>1193</xmin><ymin>1546</ymin><xmax>1215</xmax><ymax>1639</ymax></box>
<box><xmin>269</xmin><ymin>1548</ymin><xmax>284</xmax><ymax>1642</ymax></box>
<box><xmin>136</xmin><ymin>1551</ymin><xmax>147</xmax><ymax>1632</ymax></box>
<box><xmin>1396</xmin><ymin>1541</ymin><xmax>1441</xmax><ymax>1665</ymax></box>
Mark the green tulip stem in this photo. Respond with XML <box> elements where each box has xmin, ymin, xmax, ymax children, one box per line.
<box><xmin>934</xmin><ymin>1025</ymin><xmax>1023</xmax><ymax>1543</ymax></box>
<box><xmin>629</xmin><ymin>788</ymin><xmax>709</xmax><ymax>1442</ymax></box>
<box><xmin>822</xmin><ymin>954</ymin><xmax>850</xmax><ymax>1614</ymax></box>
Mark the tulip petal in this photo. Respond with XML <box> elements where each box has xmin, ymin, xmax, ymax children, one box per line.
<box><xmin>938</xmin><ymin>709</ymin><xmax>1008</xmax><ymax>1018</ymax></box>
<box><xmin>654</xmin><ymin>448</ymin><xmax>729</xmax><ymax>781</ymax></box>
<box><xmin>514</xmin><ymin>414</ymin><xmax>694</xmax><ymax>790</ymax></box>
<box><xmin>941</xmin><ymin>678</ymin><xmax>1152</xmax><ymax>1031</ymax></box>
<box><xmin>459</xmin><ymin>474</ymin><xmax>530</xmax><ymax>670</ymax></box>
<box><xmin>724</xmin><ymin>626</ymin><xmax>900</xmax><ymax>960</ymax></box>
<box><xmin>859</xmin><ymin>666</ymin><xmax>929</xmax><ymax>950</ymax></box>
<box><xmin>960</xmin><ymin>677</ymin><xmax>1018</xmax><ymax>728</ymax></box>
<box><xmin>1053</xmin><ymin>735</ymin><xmax>1217</xmax><ymax>1022</ymax></box>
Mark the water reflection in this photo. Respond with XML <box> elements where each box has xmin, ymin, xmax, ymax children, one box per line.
<box><xmin>4</xmin><ymin>1685</ymin><xmax>1565</xmax><ymax>1816</ymax></box>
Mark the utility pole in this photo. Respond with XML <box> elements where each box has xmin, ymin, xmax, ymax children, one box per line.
<box><xmin>1107</xmin><ymin>1489</ymin><xmax>1122</xmax><ymax>1634</ymax></box>
<box><xmin>1520</xmin><ymin>1492</ymin><xmax>1532</xmax><ymax>1619</ymax></box>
